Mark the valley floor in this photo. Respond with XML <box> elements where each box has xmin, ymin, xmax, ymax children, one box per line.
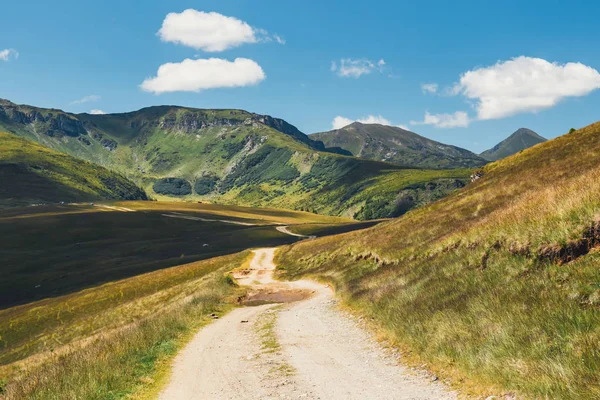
<box><xmin>158</xmin><ymin>249</ymin><xmax>455</xmax><ymax>400</ymax></box>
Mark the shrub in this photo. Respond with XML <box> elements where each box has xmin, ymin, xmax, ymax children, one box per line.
<box><xmin>153</xmin><ymin>178</ymin><xmax>192</xmax><ymax>196</ymax></box>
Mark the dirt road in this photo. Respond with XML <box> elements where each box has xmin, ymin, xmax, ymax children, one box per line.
<box><xmin>158</xmin><ymin>248</ymin><xmax>456</xmax><ymax>400</ymax></box>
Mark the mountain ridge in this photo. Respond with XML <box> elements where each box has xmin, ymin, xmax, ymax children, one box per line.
<box><xmin>0</xmin><ymin>99</ymin><xmax>471</xmax><ymax>219</ymax></box>
<box><xmin>311</xmin><ymin>122</ymin><xmax>487</xmax><ymax>169</ymax></box>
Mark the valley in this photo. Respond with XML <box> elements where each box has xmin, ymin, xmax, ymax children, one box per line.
<box><xmin>4</xmin><ymin>3</ymin><xmax>600</xmax><ymax>399</ymax></box>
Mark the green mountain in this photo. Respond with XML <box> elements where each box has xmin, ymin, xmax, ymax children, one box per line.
<box><xmin>480</xmin><ymin>127</ymin><xmax>546</xmax><ymax>161</ymax></box>
<box><xmin>0</xmin><ymin>99</ymin><xmax>471</xmax><ymax>219</ymax></box>
<box><xmin>0</xmin><ymin>131</ymin><xmax>147</xmax><ymax>207</ymax></box>
<box><xmin>278</xmin><ymin>124</ymin><xmax>600</xmax><ymax>398</ymax></box>
<box><xmin>311</xmin><ymin>122</ymin><xmax>487</xmax><ymax>169</ymax></box>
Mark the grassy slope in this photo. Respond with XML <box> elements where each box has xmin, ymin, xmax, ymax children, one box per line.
<box><xmin>277</xmin><ymin>123</ymin><xmax>600</xmax><ymax>399</ymax></box>
<box><xmin>0</xmin><ymin>132</ymin><xmax>147</xmax><ymax>207</ymax></box>
<box><xmin>0</xmin><ymin>251</ymin><xmax>247</xmax><ymax>399</ymax></box>
<box><xmin>0</xmin><ymin>101</ymin><xmax>472</xmax><ymax>219</ymax></box>
<box><xmin>311</xmin><ymin>122</ymin><xmax>487</xmax><ymax>169</ymax></box>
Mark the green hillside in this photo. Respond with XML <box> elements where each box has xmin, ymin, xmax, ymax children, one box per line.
<box><xmin>0</xmin><ymin>132</ymin><xmax>147</xmax><ymax>207</ymax></box>
<box><xmin>480</xmin><ymin>127</ymin><xmax>547</xmax><ymax>161</ymax></box>
<box><xmin>311</xmin><ymin>122</ymin><xmax>487</xmax><ymax>169</ymax></box>
<box><xmin>0</xmin><ymin>99</ymin><xmax>471</xmax><ymax>219</ymax></box>
<box><xmin>277</xmin><ymin>123</ymin><xmax>600</xmax><ymax>398</ymax></box>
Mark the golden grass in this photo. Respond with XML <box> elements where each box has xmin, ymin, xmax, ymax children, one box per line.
<box><xmin>0</xmin><ymin>252</ymin><xmax>249</xmax><ymax>398</ymax></box>
<box><xmin>276</xmin><ymin>122</ymin><xmax>600</xmax><ymax>399</ymax></box>
<box><xmin>112</xmin><ymin>200</ymin><xmax>353</xmax><ymax>225</ymax></box>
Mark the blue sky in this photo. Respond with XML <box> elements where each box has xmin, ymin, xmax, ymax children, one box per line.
<box><xmin>2</xmin><ymin>0</ymin><xmax>600</xmax><ymax>152</ymax></box>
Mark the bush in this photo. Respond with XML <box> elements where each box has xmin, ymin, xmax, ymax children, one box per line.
<box><xmin>194</xmin><ymin>176</ymin><xmax>219</xmax><ymax>195</ymax></box>
<box><xmin>153</xmin><ymin>178</ymin><xmax>192</xmax><ymax>196</ymax></box>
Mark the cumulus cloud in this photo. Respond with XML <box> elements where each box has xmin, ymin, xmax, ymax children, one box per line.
<box><xmin>331</xmin><ymin>58</ymin><xmax>386</xmax><ymax>78</ymax></box>
<box><xmin>332</xmin><ymin>114</ymin><xmax>406</xmax><ymax>130</ymax></box>
<box><xmin>0</xmin><ymin>49</ymin><xmax>19</xmax><ymax>61</ymax></box>
<box><xmin>410</xmin><ymin>111</ymin><xmax>470</xmax><ymax>128</ymax></box>
<box><xmin>452</xmin><ymin>56</ymin><xmax>600</xmax><ymax>120</ymax></box>
<box><xmin>157</xmin><ymin>9</ymin><xmax>283</xmax><ymax>52</ymax></box>
<box><xmin>140</xmin><ymin>57</ymin><xmax>265</xmax><ymax>94</ymax></box>
<box><xmin>89</xmin><ymin>109</ymin><xmax>106</xmax><ymax>115</ymax></box>
<box><xmin>421</xmin><ymin>83</ymin><xmax>438</xmax><ymax>94</ymax></box>
<box><xmin>71</xmin><ymin>95</ymin><xmax>101</xmax><ymax>105</ymax></box>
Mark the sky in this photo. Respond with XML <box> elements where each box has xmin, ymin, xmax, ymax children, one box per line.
<box><xmin>2</xmin><ymin>0</ymin><xmax>600</xmax><ymax>152</ymax></box>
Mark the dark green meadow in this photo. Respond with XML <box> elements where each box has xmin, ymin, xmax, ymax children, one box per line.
<box><xmin>0</xmin><ymin>202</ymin><xmax>363</xmax><ymax>309</ymax></box>
<box><xmin>0</xmin><ymin>208</ymin><xmax>298</xmax><ymax>308</ymax></box>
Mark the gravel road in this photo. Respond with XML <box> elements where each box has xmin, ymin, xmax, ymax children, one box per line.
<box><xmin>158</xmin><ymin>248</ymin><xmax>456</xmax><ymax>400</ymax></box>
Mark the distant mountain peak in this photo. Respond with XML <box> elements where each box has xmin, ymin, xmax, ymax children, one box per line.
<box><xmin>311</xmin><ymin>123</ymin><xmax>486</xmax><ymax>169</ymax></box>
<box><xmin>480</xmin><ymin>128</ymin><xmax>546</xmax><ymax>161</ymax></box>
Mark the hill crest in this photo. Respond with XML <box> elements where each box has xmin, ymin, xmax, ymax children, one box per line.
<box><xmin>311</xmin><ymin>122</ymin><xmax>486</xmax><ymax>169</ymax></box>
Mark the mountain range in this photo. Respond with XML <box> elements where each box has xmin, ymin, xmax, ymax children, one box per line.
<box><xmin>311</xmin><ymin>122</ymin><xmax>487</xmax><ymax>169</ymax></box>
<box><xmin>0</xmin><ymin>99</ymin><xmax>471</xmax><ymax>219</ymax></box>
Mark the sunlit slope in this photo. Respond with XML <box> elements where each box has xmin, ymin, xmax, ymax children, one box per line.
<box><xmin>0</xmin><ymin>132</ymin><xmax>147</xmax><ymax>207</ymax></box>
<box><xmin>0</xmin><ymin>99</ymin><xmax>471</xmax><ymax>219</ymax></box>
<box><xmin>277</xmin><ymin>123</ymin><xmax>600</xmax><ymax>399</ymax></box>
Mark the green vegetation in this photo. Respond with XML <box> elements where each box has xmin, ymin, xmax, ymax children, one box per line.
<box><xmin>153</xmin><ymin>177</ymin><xmax>192</xmax><ymax>196</ymax></box>
<box><xmin>0</xmin><ymin>100</ymin><xmax>472</xmax><ymax>219</ymax></box>
<box><xmin>480</xmin><ymin>127</ymin><xmax>547</xmax><ymax>161</ymax></box>
<box><xmin>311</xmin><ymin>122</ymin><xmax>487</xmax><ymax>168</ymax></box>
<box><xmin>0</xmin><ymin>132</ymin><xmax>147</xmax><ymax>207</ymax></box>
<box><xmin>0</xmin><ymin>252</ymin><xmax>246</xmax><ymax>399</ymax></box>
<box><xmin>277</xmin><ymin>123</ymin><xmax>600</xmax><ymax>399</ymax></box>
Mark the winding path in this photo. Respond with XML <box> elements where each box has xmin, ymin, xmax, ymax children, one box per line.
<box><xmin>158</xmin><ymin>249</ymin><xmax>456</xmax><ymax>400</ymax></box>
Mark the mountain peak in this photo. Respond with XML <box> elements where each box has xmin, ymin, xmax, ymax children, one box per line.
<box><xmin>311</xmin><ymin>123</ymin><xmax>486</xmax><ymax>169</ymax></box>
<box><xmin>480</xmin><ymin>128</ymin><xmax>547</xmax><ymax>161</ymax></box>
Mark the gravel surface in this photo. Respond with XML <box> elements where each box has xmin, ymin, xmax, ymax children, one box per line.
<box><xmin>158</xmin><ymin>248</ymin><xmax>457</xmax><ymax>400</ymax></box>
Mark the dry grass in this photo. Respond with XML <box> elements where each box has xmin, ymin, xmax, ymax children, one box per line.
<box><xmin>0</xmin><ymin>252</ymin><xmax>248</xmax><ymax>399</ymax></box>
<box><xmin>276</xmin><ymin>123</ymin><xmax>600</xmax><ymax>399</ymax></box>
<box><xmin>111</xmin><ymin>200</ymin><xmax>354</xmax><ymax>225</ymax></box>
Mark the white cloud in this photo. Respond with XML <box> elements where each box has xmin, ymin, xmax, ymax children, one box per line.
<box><xmin>157</xmin><ymin>9</ymin><xmax>282</xmax><ymax>52</ymax></box>
<box><xmin>332</xmin><ymin>58</ymin><xmax>386</xmax><ymax>78</ymax></box>
<box><xmin>332</xmin><ymin>114</ymin><xmax>406</xmax><ymax>130</ymax></box>
<box><xmin>0</xmin><ymin>49</ymin><xmax>18</xmax><ymax>61</ymax></box>
<box><xmin>71</xmin><ymin>95</ymin><xmax>101</xmax><ymax>105</ymax></box>
<box><xmin>452</xmin><ymin>56</ymin><xmax>600</xmax><ymax>120</ymax></box>
<box><xmin>273</xmin><ymin>34</ymin><xmax>286</xmax><ymax>45</ymax></box>
<box><xmin>140</xmin><ymin>57</ymin><xmax>265</xmax><ymax>94</ymax></box>
<box><xmin>89</xmin><ymin>109</ymin><xmax>106</xmax><ymax>115</ymax></box>
<box><xmin>332</xmin><ymin>116</ymin><xmax>354</xmax><ymax>129</ymax></box>
<box><xmin>421</xmin><ymin>83</ymin><xmax>438</xmax><ymax>94</ymax></box>
<box><xmin>410</xmin><ymin>111</ymin><xmax>470</xmax><ymax>128</ymax></box>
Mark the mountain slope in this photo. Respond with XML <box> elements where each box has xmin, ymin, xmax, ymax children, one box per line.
<box><xmin>480</xmin><ymin>127</ymin><xmax>546</xmax><ymax>161</ymax></box>
<box><xmin>277</xmin><ymin>125</ymin><xmax>600</xmax><ymax>398</ymax></box>
<box><xmin>0</xmin><ymin>99</ymin><xmax>471</xmax><ymax>219</ymax></box>
<box><xmin>311</xmin><ymin>122</ymin><xmax>487</xmax><ymax>169</ymax></box>
<box><xmin>0</xmin><ymin>132</ymin><xmax>147</xmax><ymax>207</ymax></box>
